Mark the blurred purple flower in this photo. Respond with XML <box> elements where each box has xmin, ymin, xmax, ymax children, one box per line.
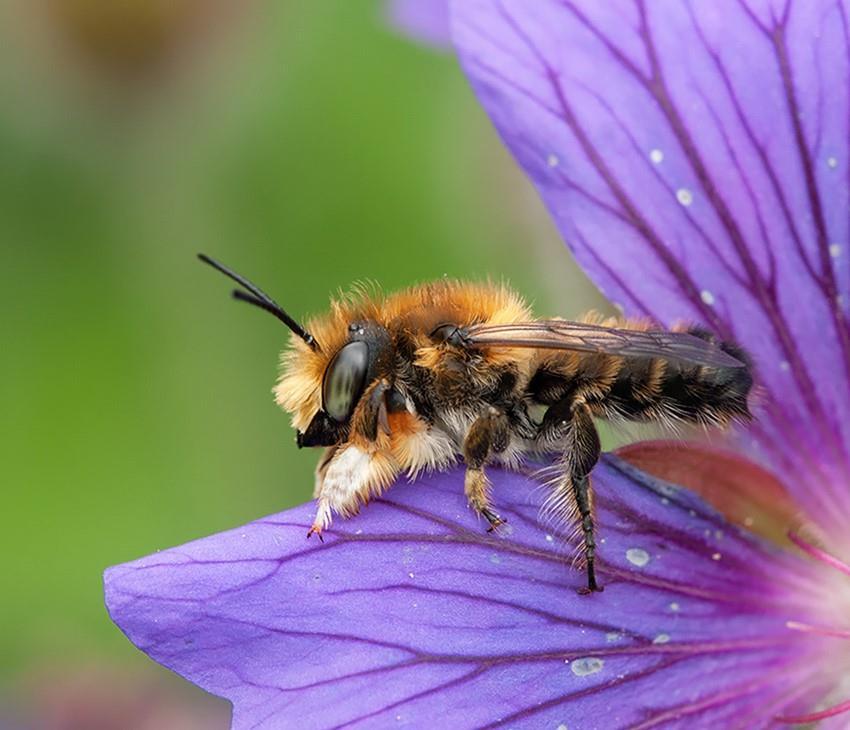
<box><xmin>106</xmin><ymin>1</ymin><xmax>850</xmax><ymax>727</ymax></box>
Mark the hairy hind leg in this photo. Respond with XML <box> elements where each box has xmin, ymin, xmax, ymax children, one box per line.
<box><xmin>542</xmin><ymin>400</ymin><xmax>602</xmax><ymax>592</ymax></box>
<box><xmin>463</xmin><ymin>406</ymin><xmax>510</xmax><ymax>530</ymax></box>
<box><xmin>572</xmin><ymin>474</ymin><xmax>599</xmax><ymax>593</ymax></box>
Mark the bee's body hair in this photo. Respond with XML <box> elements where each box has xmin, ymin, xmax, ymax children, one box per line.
<box><xmin>204</xmin><ymin>270</ymin><xmax>753</xmax><ymax>593</ymax></box>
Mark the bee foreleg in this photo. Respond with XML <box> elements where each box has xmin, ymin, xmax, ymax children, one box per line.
<box><xmin>350</xmin><ymin>379</ymin><xmax>392</xmax><ymax>442</ymax></box>
<box><xmin>307</xmin><ymin>380</ymin><xmax>398</xmax><ymax>540</ymax></box>
<box><xmin>313</xmin><ymin>446</ymin><xmax>338</xmax><ymax>498</ymax></box>
<box><xmin>307</xmin><ymin>443</ymin><xmax>398</xmax><ymax>539</ymax></box>
<box><xmin>542</xmin><ymin>401</ymin><xmax>602</xmax><ymax>593</ymax></box>
<box><xmin>463</xmin><ymin>406</ymin><xmax>510</xmax><ymax>531</ymax></box>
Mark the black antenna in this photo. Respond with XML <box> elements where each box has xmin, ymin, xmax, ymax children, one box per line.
<box><xmin>197</xmin><ymin>253</ymin><xmax>318</xmax><ymax>351</ymax></box>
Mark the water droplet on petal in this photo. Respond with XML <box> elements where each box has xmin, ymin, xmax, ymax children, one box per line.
<box><xmin>779</xmin><ymin>360</ymin><xmax>790</xmax><ymax>372</ymax></box>
<box><xmin>626</xmin><ymin>547</ymin><xmax>650</xmax><ymax>567</ymax></box>
<box><xmin>700</xmin><ymin>289</ymin><xmax>715</xmax><ymax>305</ymax></box>
<box><xmin>830</xmin><ymin>244</ymin><xmax>842</xmax><ymax>258</ymax></box>
<box><xmin>570</xmin><ymin>657</ymin><xmax>604</xmax><ymax>676</ymax></box>
<box><xmin>650</xmin><ymin>148</ymin><xmax>664</xmax><ymax>164</ymax></box>
<box><xmin>828</xmin><ymin>156</ymin><xmax>838</xmax><ymax>169</ymax></box>
<box><xmin>545</xmin><ymin>534</ymin><xmax>555</xmax><ymax>543</ymax></box>
<box><xmin>669</xmin><ymin>602</ymin><xmax>680</xmax><ymax>612</ymax></box>
<box><xmin>676</xmin><ymin>188</ymin><xmax>694</xmax><ymax>206</ymax></box>
<box><xmin>606</xmin><ymin>632</ymin><xmax>621</xmax><ymax>642</ymax></box>
<box><xmin>712</xmin><ymin>552</ymin><xmax>722</xmax><ymax>561</ymax></box>
<box><xmin>653</xmin><ymin>633</ymin><xmax>671</xmax><ymax>644</ymax></box>
<box><xmin>547</xmin><ymin>153</ymin><xmax>560</xmax><ymax>168</ymax></box>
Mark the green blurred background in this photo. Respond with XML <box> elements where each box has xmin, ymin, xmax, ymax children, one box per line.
<box><xmin>0</xmin><ymin>1</ymin><xmax>602</xmax><ymax>726</ymax></box>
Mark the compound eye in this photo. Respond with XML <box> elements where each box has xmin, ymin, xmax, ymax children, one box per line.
<box><xmin>322</xmin><ymin>341</ymin><xmax>370</xmax><ymax>422</ymax></box>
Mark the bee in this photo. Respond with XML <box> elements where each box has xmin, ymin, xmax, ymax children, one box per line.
<box><xmin>199</xmin><ymin>254</ymin><xmax>753</xmax><ymax>592</ymax></box>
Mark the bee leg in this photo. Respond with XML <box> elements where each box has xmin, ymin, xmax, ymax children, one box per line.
<box><xmin>572</xmin><ymin>474</ymin><xmax>599</xmax><ymax>594</ymax></box>
<box><xmin>568</xmin><ymin>405</ymin><xmax>602</xmax><ymax>593</ymax></box>
<box><xmin>307</xmin><ymin>443</ymin><xmax>397</xmax><ymax>538</ymax></box>
<box><xmin>313</xmin><ymin>446</ymin><xmax>338</xmax><ymax>498</ymax></box>
<box><xmin>352</xmin><ymin>379</ymin><xmax>392</xmax><ymax>441</ymax></box>
<box><xmin>306</xmin><ymin>448</ymin><xmax>338</xmax><ymax>540</ymax></box>
<box><xmin>542</xmin><ymin>401</ymin><xmax>602</xmax><ymax>592</ymax></box>
<box><xmin>308</xmin><ymin>380</ymin><xmax>397</xmax><ymax>540</ymax></box>
<box><xmin>307</xmin><ymin>500</ymin><xmax>331</xmax><ymax>541</ymax></box>
<box><xmin>463</xmin><ymin>406</ymin><xmax>510</xmax><ymax>531</ymax></box>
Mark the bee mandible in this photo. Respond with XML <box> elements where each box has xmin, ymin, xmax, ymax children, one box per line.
<box><xmin>199</xmin><ymin>254</ymin><xmax>753</xmax><ymax>592</ymax></box>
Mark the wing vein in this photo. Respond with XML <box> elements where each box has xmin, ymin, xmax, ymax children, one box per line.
<box><xmin>464</xmin><ymin>320</ymin><xmax>743</xmax><ymax>368</ymax></box>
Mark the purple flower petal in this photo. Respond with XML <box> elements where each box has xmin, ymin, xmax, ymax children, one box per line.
<box><xmin>387</xmin><ymin>0</ymin><xmax>451</xmax><ymax>48</ymax></box>
<box><xmin>105</xmin><ymin>458</ymin><xmax>824</xmax><ymax>728</ymax></box>
<box><xmin>616</xmin><ymin>440</ymin><xmax>800</xmax><ymax>545</ymax></box>
<box><xmin>450</xmin><ymin>0</ymin><xmax>850</xmax><ymax>532</ymax></box>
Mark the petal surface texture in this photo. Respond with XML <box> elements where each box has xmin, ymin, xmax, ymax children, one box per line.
<box><xmin>105</xmin><ymin>459</ymin><xmax>822</xmax><ymax>729</ymax></box>
<box><xmin>615</xmin><ymin>441</ymin><xmax>800</xmax><ymax>545</ymax></box>
<box><xmin>451</xmin><ymin>0</ymin><xmax>850</xmax><ymax>535</ymax></box>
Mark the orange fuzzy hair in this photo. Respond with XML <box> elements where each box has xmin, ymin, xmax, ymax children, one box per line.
<box><xmin>273</xmin><ymin>280</ymin><xmax>531</xmax><ymax>431</ymax></box>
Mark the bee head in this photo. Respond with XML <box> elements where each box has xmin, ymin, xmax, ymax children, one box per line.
<box><xmin>198</xmin><ymin>254</ymin><xmax>395</xmax><ymax>446</ymax></box>
<box><xmin>289</xmin><ymin>321</ymin><xmax>394</xmax><ymax>447</ymax></box>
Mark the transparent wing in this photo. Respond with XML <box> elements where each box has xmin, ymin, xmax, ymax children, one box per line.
<box><xmin>464</xmin><ymin>320</ymin><xmax>745</xmax><ymax>369</ymax></box>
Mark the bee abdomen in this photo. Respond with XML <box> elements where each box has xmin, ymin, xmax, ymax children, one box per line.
<box><xmin>604</xmin><ymin>328</ymin><xmax>753</xmax><ymax>426</ymax></box>
<box><xmin>676</xmin><ymin>327</ymin><xmax>753</xmax><ymax>423</ymax></box>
